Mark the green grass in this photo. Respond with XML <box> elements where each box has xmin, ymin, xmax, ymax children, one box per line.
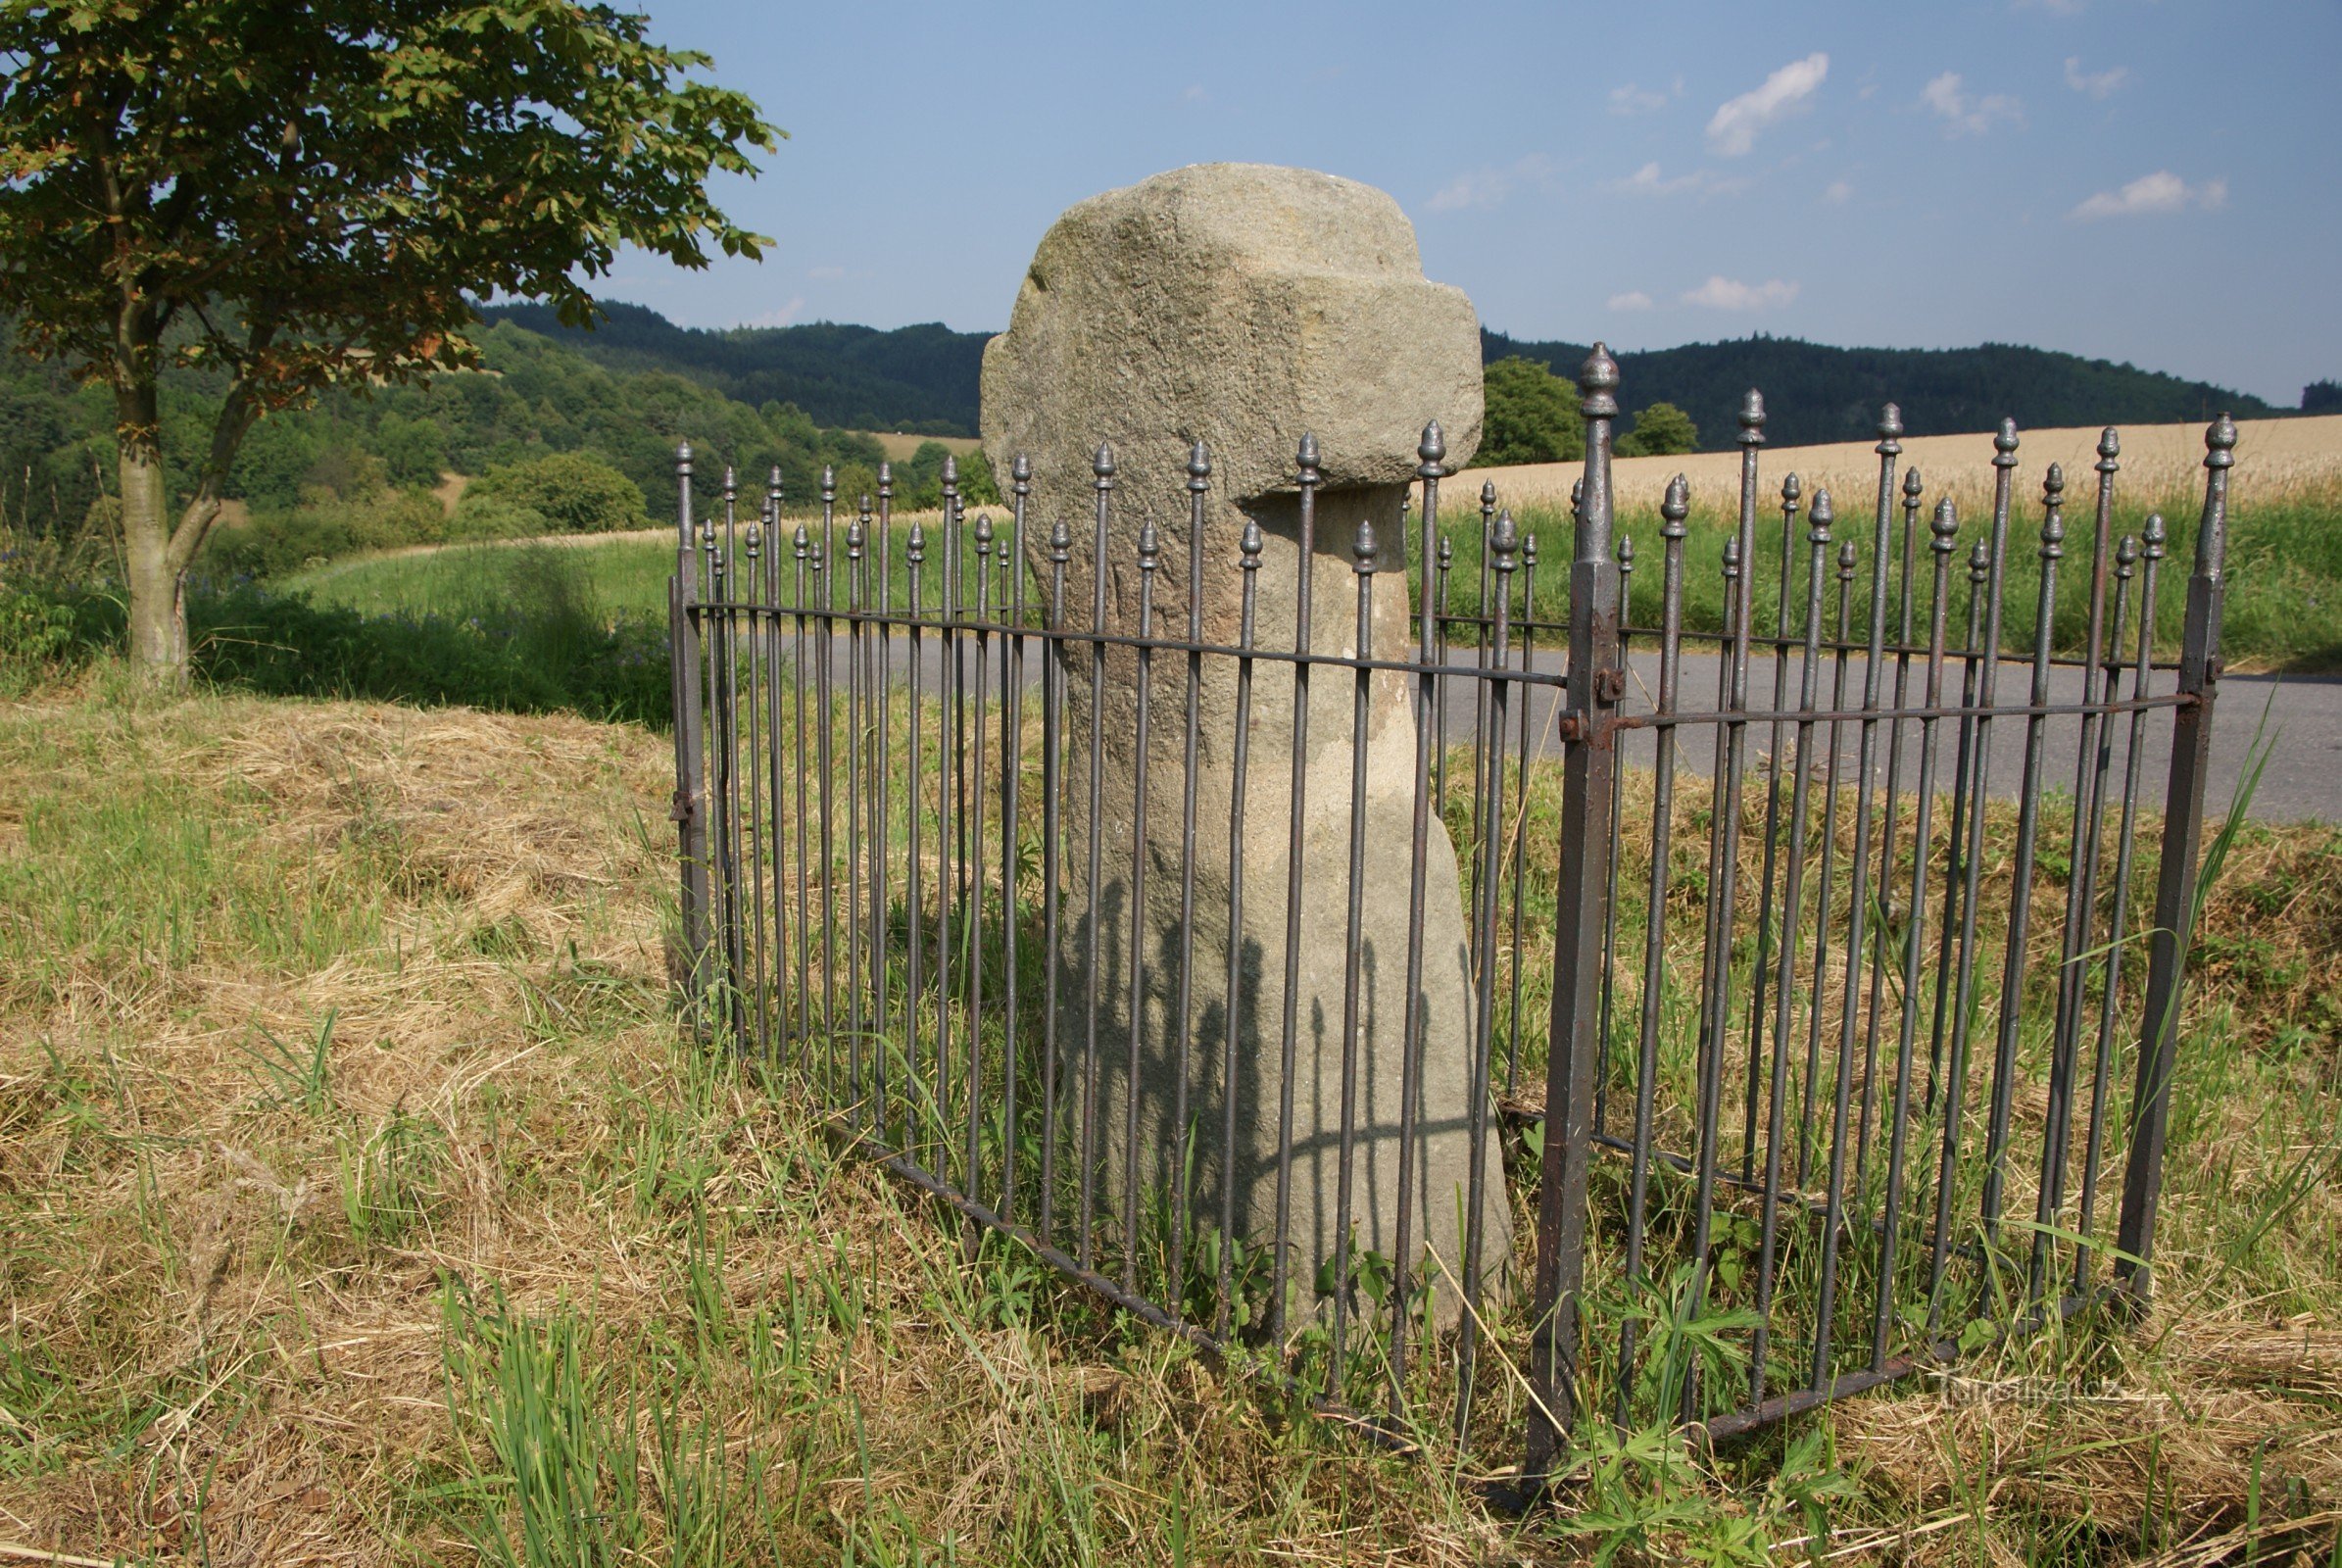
<box><xmin>0</xmin><ymin>655</ymin><xmax>2334</xmax><ymax>1562</ymax></box>
<box><xmin>288</xmin><ymin>471</ymin><xmax>2342</xmax><ymax>674</ymax></box>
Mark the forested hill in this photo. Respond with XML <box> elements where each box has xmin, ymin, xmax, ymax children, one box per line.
<box><xmin>479</xmin><ymin>302</ymin><xmax>988</xmax><ymax>435</ymax></box>
<box><xmin>476</xmin><ymin>301</ymin><xmax>2286</xmax><ymax>454</ymax></box>
<box><xmin>1480</xmin><ymin>330</ymin><xmax>2282</xmax><ymax>452</ymax></box>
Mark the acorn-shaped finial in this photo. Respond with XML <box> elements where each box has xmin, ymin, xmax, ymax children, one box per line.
<box><xmin>1810</xmin><ymin>487</ymin><xmax>1834</xmax><ymax>543</ymax></box>
<box><xmin>1930</xmin><ymin>497</ymin><xmax>1958</xmax><ymax>550</ymax></box>
<box><xmin>1993</xmin><ymin>417</ymin><xmax>2020</xmax><ymax>466</ymax></box>
<box><xmin>1662</xmin><ymin>474</ymin><xmax>1690</xmax><ymax>534</ymax></box>
<box><xmin>1418</xmin><ymin>421</ymin><xmax>1446</xmax><ymax>473</ymax></box>
<box><xmin>1738</xmin><ymin>388</ymin><xmax>1766</xmax><ymax>445</ymax></box>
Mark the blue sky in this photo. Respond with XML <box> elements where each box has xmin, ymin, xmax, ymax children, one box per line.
<box><xmin>611</xmin><ymin>0</ymin><xmax>2339</xmax><ymax>406</ymax></box>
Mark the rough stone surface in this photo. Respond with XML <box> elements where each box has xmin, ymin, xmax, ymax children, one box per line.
<box><xmin>980</xmin><ymin>164</ymin><xmax>1508</xmax><ymax>1322</ymax></box>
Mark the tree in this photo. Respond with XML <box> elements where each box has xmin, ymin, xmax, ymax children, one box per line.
<box><xmin>467</xmin><ymin>451</ymin><xmax>647</xmax><ymax>534</ymax></box>
<box><xmin>1617</xmin><ymin>401</ymin><xmax>1699</xmax><ymax>458</ymax></box>
<box><xmin>0</xmin><ymin>2</ymin><xmax>777</xmax><ymax>675</ymax></box>
<box><xmin>2305</xmin><ymin>380</ymin><xmax>2342</xmax><ymax>416</ymax></box>
<box><xmin>1473</xmin><ymin>356</ymin><xmax>1584</xmax><ymax>467</ymax></box>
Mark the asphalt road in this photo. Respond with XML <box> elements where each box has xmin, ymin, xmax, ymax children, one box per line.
<box><xmin>749</xmin><ymin>631</ymin><xmax>2338</xmax><ymax>826</ymax></box>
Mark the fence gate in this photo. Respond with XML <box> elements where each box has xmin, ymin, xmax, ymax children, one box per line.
<box><xmin>668</xmin><ymin>346</ymin><xmax>2232</xmax><ymax>1487</ymax></box>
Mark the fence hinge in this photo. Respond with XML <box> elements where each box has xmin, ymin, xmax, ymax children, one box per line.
<box><xmin>669</xmin><ymin>788</ymin><xmax>695</xmax><ymax>826</ymax></box>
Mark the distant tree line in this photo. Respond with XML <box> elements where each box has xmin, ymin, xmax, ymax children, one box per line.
<box><xmin>1480</xmin><ymin>330</ymin><xmax>2288</xmax><ymax>453</ymax></box>
<box><xmin>482</xmin><ymin>301</ymin><xmax>989</xmax><ymax>435</ymax></box>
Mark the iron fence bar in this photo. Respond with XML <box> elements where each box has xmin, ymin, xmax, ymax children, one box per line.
<box><xmin>2031</xmin><ymin>431</ymin><xmax>2123</xmax><ymax>1300</ymax></box>
<box><xmin>903</xmin><ymin>519</ymin><xmax>926</xmax><ymax>1152</ymax></box>
<box><xmin>1219</xmin><ymin>516</ymin><xmax>1264</xmax><ymax>1341</ymax></box>
<box><xmin>971</xmin><ymin>507</ymin><xmax>995</xmax><ymax>1217</ymax></box>
<box><xmin>1327</xmin><ymin>502</ymin><xmax>1381</xmax><ymax>1406</ymax></box>
<box><xmin>1852</xmin><ymin>458</ymin><xmax>1924</xmax><ymax>1200</ymax></box>
<box><xmin>1269</xmin><ymin>433</ymin><xmax>1320</xmax><ymax>1345</ymax></box>
<box><xmin>1976</xmin><ymin>466</ymin><xmax>2067</xmax><ymax>1285</ymax></box>
<box><xmin>937</xmin><ymin>475</ymin><xmax>962</xmax><ymax>1201</ymax></box>
<box><xmin>1122</xmin><ymin>512</ymin><xmax>1159</xmax><ymax>1296</ymax></box>
<box><xmin>1519</xmin><ymin>531</ymin><xmax>1550</xmax><ymax>1102</ymax></box>
<box><xmin>1527</xmin><ymin>344</ymin><xmax>1624</xmax><ymax>1477</ymax></box>
<box><xmin>1868</xmin><ymin>497</ymin><xmax>1963</xmax><ymax>1369</ymax></box>
<box><xmin>1080</xmin><ymin>446</ymin><xmax>1113</xmax><ymax>1272</ymax></box>
<box><xmin>2074</xmin><ymin>519</ymin><xmax>2159</xmax><ymax>1290</ymax></box>
<box><xmin>1795</xmin><ymin>538</ymin><xmax>1859</xmax><ymax>1188</ymax></box>
<box><xmin>1391</xmin><ymin>423</ymin><xmax>1444</xmax><ymax>1415</ymax></box>
<box><xmin>1746</xmin><ymin>485</ymin><xmax>1832</xmax><ymax>1402</ymax></box>
<box><xmin>744</xmin><ymin>512</ymin><xmax>771</xmax><ymax>1053</ymax></box>
<box><xmin>1612</xmin><ymin>473</ymin><xmax>1688</xmax><ymax>1428</ymax></box>
<box><xmin>2117</xmin><ymin>416</ymin><xmax>2233</xmax><ymax>1300</ymax></box>
<box><xmin>792</xmin><ymin>519</ymin><xmax>814</xmax><ymax>1067</ymax></box>
<box><xmin>1459</xmin><ymin>506</ymin><xmax>1518</xmax><ymax>1440</ymax></box>
<box><xmin>1808</xmin><ymin>407</ymin><xmax>1902</xmax><ymax>1389</ymax></box>
<box><xmin>1743</xmin><ymin>464</ymin><xmax>1798</xmax><ymax>1188</ymax></box>
<box><xmin>1730</xmin><ymin>393</ymin><xmax>1770</xmax><ymax>1189</ymax></box>
<box><xmin>872</xmin><ymin>466</ymin><xmax>895</xmax><ymax>1132</ymax></box>
<box><xmin>1925</xmin><ymin>421</ymin><xmax>2022</xmax><ymax>1331</ymax></box>
<box><xmin>847</xmin><ymin>500</ymin><xmax>869</xmax><ymax>1115</ymax></box>
<box><xmin>1039</xmin><ymin>515</ymin><xmax>1070</xmax><ymax>1246</ymax></box>
<box><xmin>1001</xmin><ymin>463</ymin><xmax>1031</xmax><ymax>1226</ymax></box>
<box><xmin>1168</xmin><ymin>443</ymin><xmax>1210</xmax><ymax>1315</ymax></box>
<box><xmin>1925</xmin><ymin>541</ymin><xmax>1991</xmax><ymax>1113</ymax></box>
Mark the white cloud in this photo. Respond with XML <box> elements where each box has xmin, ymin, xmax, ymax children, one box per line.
<box><xmin>2063</xmin><ymin>56</ymin><xmax>2128</xmax><ymax>98</ymax></box>
<box><xmin>1706</xmin><ymin>52</ymin><xmax>1829</xmax><ymax>157</ymax></box>
<box><xmin>744</xmin><ymin>296</ymin><xmax>807</xmax><ymax>328</ymax></box>
<box><xmin>1607</xmin><ymin>290</ymin><xmax>1654</xmax><ymax>312</ymax></box>
<box><xmin>1920</xmin><ymin>71</ymin><xmax>2023</xmax><ymax>135</ymax></box>
<box><xmin>2070</xmin><ymin>170</ymin><xmax>2226</xmax><ymax>220</ymax></box>
<box><xmin>1608</xmin><ymin>81</ymin><xmax>1668</xmax><ymax>115</ymax></box>
<box><xmin>1683</xmin><ymin>275</ymin><xmax>1799</xmax><ymax>311</ymax></box>
<box><xmin>1606</xmin><ymin>161</ymin><xmax>1750</xmax><ymax>198</ymax></box>
<box><xmin>1427</xmin><ymin>154</ymin><xmax>1554</xmax><ymax>213</ymax></box>
<box><xmin>1822</xmin><ymin>178</ymin><xmax>1853</xmax><ymax>204</ymax></box>
<box><xmin>807</xmin><ymin>265</ymin><xmax>847</xmax><ymax>281</ymax></box>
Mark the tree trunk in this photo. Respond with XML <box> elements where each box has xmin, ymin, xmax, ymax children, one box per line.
<box><xmin>117</xmin><ymin>383</ymin><xmax>188</xmax><ymax>678</ymax></box>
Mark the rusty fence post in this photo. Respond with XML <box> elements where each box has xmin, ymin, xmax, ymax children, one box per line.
<box><xmin>669</xmin><ymin>441</ymin><xmax>713</xmax><ymax>1031</ymax></box>
<box><xmin>2115</xmin><ymin>414</ymin><xmax>2234</xmax><ymax>1300</ymax></box>
<box><xmin>1527</xmin><ymin>345</ymin><xmax>1626</xmax><ymax>1480</ymax></box>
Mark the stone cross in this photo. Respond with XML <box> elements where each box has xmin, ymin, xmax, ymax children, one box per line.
<box><xmin>980</xmin><ymin>163</ymin><xmax>1510</xmax><ymax>1323</ymax></box>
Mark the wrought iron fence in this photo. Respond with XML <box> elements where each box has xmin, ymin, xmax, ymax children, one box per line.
<box><xmin>666</xmin><ymin>346</ymin><xmax>2233</xmax><ymax>1487</ymax></box>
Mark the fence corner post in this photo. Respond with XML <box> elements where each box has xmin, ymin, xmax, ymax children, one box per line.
<box><xmin>1527</xmin><ymin>345</ymin><xmax>1627</xmax><ymax>1483</ymax></box>
<box><xmin>669</xmin><ymin>441</ymin><xmax>713</xmax><ymax>1031</ymax></box>
<box><xmin>2114</xmin><ymin>413</ymin><xmax>2233</xmax><ymax>1302</ymax></box>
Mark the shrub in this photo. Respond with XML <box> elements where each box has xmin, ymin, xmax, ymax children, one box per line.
<box><xmin>1476</xmin><ymin>357</ymin><xmax>1584</xmax><ymax>467</ymax></box>
<box><xmin>446</xmin><ymin>492</ymin><xmax>551</xmax><ymax>542</ymax></box>
<box><xmin>204</xmin><ymin>487</ymin><xmax>448</xmax><ymax>577</ymax></box>
<box><xmin>1618</xmin><ymin>401</ymin><xmax>1699</xmax><ymax>458</ymax></box>
<box><xmin>465</xmin><ymin>451</ymin><xmax>648</xmax><ymax>534</ymax></box>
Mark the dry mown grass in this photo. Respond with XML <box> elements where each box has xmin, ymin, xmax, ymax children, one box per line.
<box><xmin>0</xmin><ymin>677</ymin><xmax>2335</xmax><ymax>1564</ymax></box>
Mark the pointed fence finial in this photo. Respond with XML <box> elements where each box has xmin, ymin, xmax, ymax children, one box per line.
<box><xmin>1012</xmin><ymin>453</ymin><xmax>1032</xmax><ymax>497</ymax></box>
<box><xmin>1296</xmin><ymin>431</ymin><xmax>1320</xmax><ymax>480</ymax></box>
<box><xmin>904</xmin><ymin>520</ymin><xmax>924</xmax><ymax>564</ymax></box>
<box><xmin>1810</xmin><ymin>487</ymin><xmax>1834</xmax><ymax>541</ymax></box>
<box><xmin>1418</xmin><ymin>420</ymin><xmax>1446</xmax><ymax>475</ymax></box>
<box><xmin>2098</xmin><ymin>427</ymin><xmax>2122</xmax><ymax>470</ymax></box>
<box><xmin>1662</xmin><ymin>474</ymin><xmax>1690</xmax><ymax>534</ymax></box>
<box><xmin>1481</xmin><ymin>478</ymin><xmax>1497</xmax><ymax>512</ymax></box>
<box><xmin>1739</xmin><ymin>388</ymin><xmax>1767</xmax><ymax>445</ymax></box>
<box><xmin>1904</xmin><ymin>466</ymin><xmax>1925</xmax><ymax>503</ymax></box>
<box><xmin>1353</xmin><ymin>512</ymin><xmax>1378</xmax><ymax>572</ymax></box>
<box><xmin>2143</xmin><ymin>513</ymin><xmax>2167</xmax><ymax>560</ymax></box>
<box><xmin>1048</xmin><ymin>515</ymin><xmax>1070</xmax><ymax>563</ymax></box>
<box><xmin>2116</xmin><ymin>535</ymin><xmax>2139</xmax><ymax>577</ymax></box>
<box><xmin>1782</xmin><ymin>471</ymin><xmax>1802</xmax><ymax>505</ymax></box>
<box><xmin>1580</xmin><ymin>343</ymin><xmax>1621</xmax><ymax>417</ymax></box>
<box><xmin>1188</xmin><ymin>439</ymin><xmax>1211</xmax><ymax>491</ymax></box>
<box><xmin>1839</xmin><ymin>538</ymin><xmax>1859</xmax><ymax>580</ymax></box>
<box><xmin>1931</xmin><ymin>497</ymin><xmax>1959</xmax><ymax>550</ymax></box>
<box><xmin>1240</xmin><ymin>515</ymin><xmax>1264</xmax><ymax>566</ymax></box>
<box><xmin>2205</xmin><ymin>413</ymin><xmax>2238</xmax><ymax>468</ymax></box>
<box><xmin>1877</xmin><ymin>403</ymin><xmax>1905</xmax><ymax>453</ymax></box>
<box><xmin>1994</xmin><ymin>417</ymin><xmax>2020</xmax><ymax>466</ymax></box>
<box><xmin>1093</xmin><ymin>443</ymin><xmax>1116</xmax><ymax>485</ymax></box>
<box><xmin>1137</xmin><ymin>516</ymin><xmax>1159</xmax><ymax>568</ymax></box>
<box><xmin>1570</xmin><ymin>476</ymin><xmax>1585</xmax><ymax>523</ymax></box>
<box><xmin>1491</xmin><ymin>509</ymin><xmax>1520</xmax><ymax>569</ymax></box>
<box><xmin>2040</xmin><ymin>465</ymin><xmax>2067</xmax><ymax>556</ymax></box>
<box><xmin>1971</xmin><ymin>539</ymin><xmax>1991</xmax><ymax>582</ymax></box>
<box><xmin>974</xmin><ymin>512</ymin><xmax>994</xmax><ymax>553</ymax></box>
<box><xmin>1722</xmin><ymin>532</ymin><xmax>1741</xmax><ymax>578</ymax></box>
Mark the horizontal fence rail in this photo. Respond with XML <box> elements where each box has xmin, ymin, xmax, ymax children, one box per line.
<box><xmin>668</xmin><ymin>348</ymin><xmax>2234</xmax><ymax>1485</ymax></box>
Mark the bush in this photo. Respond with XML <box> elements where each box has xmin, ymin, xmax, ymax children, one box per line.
<box><xmin>1617</xmin><ymin>401</ymin><xmax>1699</xmax><ymax>458</ymax></box>
<box><xmin>205</xmin><ymin>487</ymin><xmax>448</xmax><ymax>577</ymax></box>
<box><xmin>446</xmin><ymin>491</ymin><xmax>551</xmax><ymax>542</ymax></box>
<box><xmin>1476</xmin><ymin>357</ymin><xmax>1584</xmax><ymax>467</ymax></box>
<box><xmin>465</xmin><ymin>451</ymin><xmax>648</xmax><ymax>534</ymax></box>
